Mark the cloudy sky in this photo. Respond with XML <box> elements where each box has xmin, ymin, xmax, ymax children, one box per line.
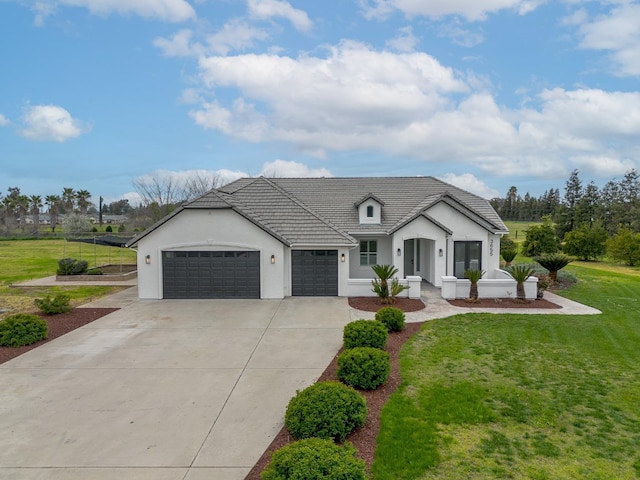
<box><xmin>1</xmin><ymin>0</ymin><xmax>639</xmax><ymax>204</ymax></box>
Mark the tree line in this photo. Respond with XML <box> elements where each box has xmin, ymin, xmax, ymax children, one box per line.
<box><xmin>493</xmin><ymin>168</ymin><xmax>640</xmax><ymax>265</ymax></box>
<box><xmin>491</xmin><ymin>169</ymin><xmax>640</xmax><ymax>236</ymax></box>
<box><xmin>0</xmin><ymin>171</ymin><xmax>224</xmax><ymax>237</ymax></box>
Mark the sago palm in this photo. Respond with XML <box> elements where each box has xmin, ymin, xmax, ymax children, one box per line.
<box><xmin>464</xmin><ymin>269</ymin><xmax>485</xmax><ymax>300</ymax></box>
<box><xmin>371</xmin><ymin>264</ymin><xmax>399</xmax><ymax>304</ymax></box>
<box><xmin>506</xmin><ymin>265</ymin><xmax>535</xmax><ymax>301</ymax></box>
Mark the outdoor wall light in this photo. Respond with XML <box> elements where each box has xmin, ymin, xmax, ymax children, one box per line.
<box><xmin>145</xmin><ymin>254</ymin><xmax>151</xmax><ymax>264</ymax></box>
<box><xmin>271</xmin><ymin>254</ymin><xmax>276</xmax><ymax>264</ymax></box>
<box><xmin>341</xmin><ymin>253</ymin><xmax>345</xmax><ymax>262</ymax></box>
<box><xmin>438</xmin><ymin>248</ymin><xmax>444</xmax><ymax>257</ymax></box>
<box><xmin>397</xmin><ymin>248</ymin><xmax>402</xmax><ymax>256</ymax></box>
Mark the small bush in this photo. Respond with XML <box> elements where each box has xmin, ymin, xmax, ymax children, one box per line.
<box><xmin>343</xmin><ymin>319</ymin><xmax>388</xmax><ymax>349</ymax></box>
<box><xmin>105</xmin><ymin>225</ymin><xmax>113</xmax><ymax>232</ymax></box>
<box><xmin>261</xmin><ymin>438</ymin><xmax>366</xmax><ymax>480</ymax></box>
<box><xmin>375</xmin><ymin>306</ymin><xmax>405</xmax><ymax>332</ymax></box>
<box><xmin>57</xmin><ymin>258</ymin><xmax>89</xmax><ymax>275</ymax></box>
<box><xmin>34</xmin><ymin>294</ymin><xmax>72</xmax><ymax>315</ymax></box>
<box><xmin>337</xmin><ymin>347</ymin><xmax>390</xmax><ymax>390</ymax></box>
<box><xmin>0</xmin><ymin>314</ymin><xmax>48</xmax><ymax>347</ymax></box>
<box><xmin>285</xmin><ymin>381</ymin><xmax>367</xmax><ymax>442</ymax></box>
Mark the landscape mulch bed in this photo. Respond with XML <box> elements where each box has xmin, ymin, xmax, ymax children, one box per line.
<box><xmin>348</xmin><ymin>296</ymin><xmax>426</xmax><ymax>312</ymax></box>
<box><xmin>0</xmin><ymin>308</ymin><xmax>118</xmax><ymax>365</ymax></box>
<box><xmin>447</xmin><ymin>297</ymin><xmax>562</xmax><ymax>309</ymax></box>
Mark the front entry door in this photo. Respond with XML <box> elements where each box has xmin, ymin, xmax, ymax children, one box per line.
<box><xmin>404</xmin><ymin>239</ymin><xmax>414</xmax><ymax>277</ymax></box>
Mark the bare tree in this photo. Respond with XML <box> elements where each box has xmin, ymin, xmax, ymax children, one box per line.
<box><xmin>133</xmin><ymin>172</ymin><xmax>184</xmax><ymax>207</ymax></box>
<box><xmin>182</xmin><ymin>171</ymin><xmax>224</xmax><ymax>200</ymax></box>
<box><xmin>133</xmin><ymin>171</ymin><xmax>225</xmax><ymax>222</ymax></box>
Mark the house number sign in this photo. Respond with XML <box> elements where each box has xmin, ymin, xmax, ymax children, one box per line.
<box><xmin>489</xmin><ymin>239</ymin><xmax>494</xmax><ymax>256</ymax></box>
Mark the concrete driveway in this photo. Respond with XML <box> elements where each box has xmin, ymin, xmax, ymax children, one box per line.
<box><xmin>0</xmin><ymin>289</ymin><xmax>352</xmax><ymax>480</ymax></box>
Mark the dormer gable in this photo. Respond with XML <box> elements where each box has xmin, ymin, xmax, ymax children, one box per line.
<box><xmin>355</xmin><ymin>193</ymin><xmax>384</xmax><ymax>224</ymax></box>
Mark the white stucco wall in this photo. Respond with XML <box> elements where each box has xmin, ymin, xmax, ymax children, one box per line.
<box><xmin>135</xmin><ymin>209</ymin><xmax>286</xmax><ymax>299</ymax></box>
<box><xmin>393</xmin><ymin>216</ymin><xmax>448</xmax><ymax>286</ymax></box>
<box><xmin>349</xmin><ymin>235</ymin><xmax>392</xmax><ymax>279</ymax></box>
<box><xmin>426</xmin><ymin>202</ymin><xmax>501</xmax><ymax>280</ymax></box>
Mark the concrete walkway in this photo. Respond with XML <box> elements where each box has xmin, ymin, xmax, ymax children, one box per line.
<box><xmin>0</xmin><ymin>291</ymin><xmax>352</xmax><ymax>480</ymax></box>
<box><xmin>350</xmin><ymin>283</ymin><xmax>600</xmax><ymax>322</ymax></box>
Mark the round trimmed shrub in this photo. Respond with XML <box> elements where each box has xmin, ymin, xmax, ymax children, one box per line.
<box><xmin>375</xmin><ymin>306</ymin><xmax>406</xmax><ymax>332</ymax></box>
<box><xmin>285</xmin><ymin>380</ymin><xmax>367</xmax><ymax>442</ymax></box>
<box><xmin>343</xmin><ymin>319</ymin><xmax>387</xmax><ymax>350</ymax></box>
<box><xmin>337</xmin><ymin>347</ymin><xmax>390</xmax><ymax>390</ymax></box>
<box><xmin>0</xmin><ymin>314</ymin><xmax>48</xmax><ymax>347</ymax></box>
<box><xmin>261</xmin><ymin>438</ymin><xmax>366</xmax><ymax>480</ymax></box>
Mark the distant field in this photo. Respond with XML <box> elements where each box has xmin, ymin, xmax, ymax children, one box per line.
<box><xmin>503</xmin><ymin>221</ymin><xmax>539</xmax><ymax>242</ymax></box>
<box><xmin>0</xmin><ymin>239</ymin><xmax>137</xmax><ymax>317</ymax></box>
<box><xmin>0</xmin><ymin>239</ymin><xmax>137</xmax><ymax>285</ymax></box>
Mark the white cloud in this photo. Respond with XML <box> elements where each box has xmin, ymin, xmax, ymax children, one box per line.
<box><xmin>247</xmin><ymin>0</ymin><xmax>312</xmax><ymax>32</ymax></box>
<box><xmin>0</xmin><ymin>114</ymin><xmax>9</xmax><ymax>126</ymax></box>
<box><xmin>260</xmin><ymin>160</ymin><xmax>333</xmax><ymax>177</ymax></box>
<box><xmin>574</xmin><ymin>3</ymin><xmax>640</xmax><ymax>76</ymax></box>
<box><xmin>154</xmin><ymin>29</ymin><xmax>201</xmax><ymax>57</ymax></box>
<box><xmin>360</xmin><ymin>0</ymin><xmax>544</xmax><ymax>22</ymax></box>
<box><xmin>386</xmin><ymin>26</ymin><xmax>418</xmax><ymax>52</ymax></box>
<box><xmin>32</xmin><ymin>2</ymin><xmax>57</xmax><ymax>26</ymax></box>
<box><xmin>192</xmin><ymin>40</ymin><xmax>467</xmax><ymax>149</ymax></box>
<box><xmin>55</xmin><ymin>0</ymin><xmax>195</xmax><ymax>22</ymax></box>
<box><xmin>438</xmin><ymin>19</ymin><xmax>484</xmax><ymax>47</ymax></box>
<box><xmin>187</xmin><ymin>42</ymin><xmax>640</xmax><ymax>184</ymax></box>
<box><xmin>20</xmin><ymin>105</ymin><xmax>89</xmax><ymax>142</ymax></box>
<box><xmin>438</xmin><ymin>173</ymin><xmax>500</xmax><ymax>199</ymax></box>
<box><xmin>206</xmin><ymin>19</ymin><xmax>269</xmax><ymax>55</ymax></box>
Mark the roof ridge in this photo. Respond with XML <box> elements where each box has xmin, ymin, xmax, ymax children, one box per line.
<box><xmin>261</xmin><ymin>177</ymin><xmax>357</xmax><ymax>244</ymax></box>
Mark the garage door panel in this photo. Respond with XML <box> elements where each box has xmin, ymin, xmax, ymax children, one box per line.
<box><xmin>162</xmin><ymin>251</ymin><xmax>260</xmax><ymax>299</ymax></box>
<box><xmin>291</xmin><ymin>250</ymin><xmax>338</xmax><ymax>296</ymax></box>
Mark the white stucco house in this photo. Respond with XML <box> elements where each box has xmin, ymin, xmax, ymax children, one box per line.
<box><xmin>127</xmin><ymin>177</ymin><xmax>510</xmax><ymax>300</ymax></box>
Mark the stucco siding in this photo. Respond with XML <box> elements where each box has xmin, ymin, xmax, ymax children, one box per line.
<box><xmin>136</xmin><ymin>209</ymin><xmax>285</xmax><ymax>299</ymax></box>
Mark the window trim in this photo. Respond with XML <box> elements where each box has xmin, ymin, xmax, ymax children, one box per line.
<box><xmin>454</xmin><ymin>241</ymin><xmax>482</xmax><ymax>278</ymax></box>
<box><xmin>360</xmin><ymin>240</ymin><xmax>378</xmax><ymax>266</ymax></box>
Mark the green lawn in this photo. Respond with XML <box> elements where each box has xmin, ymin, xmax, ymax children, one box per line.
<box><xmin>0</xmin><ymin>239</ymin><xmax>137</xmax><ymax>316</ymax></box>
<box><xmin>372</xmin><ymin>265</ymin><xmax>640</xmax><ymax>479</ymax></box>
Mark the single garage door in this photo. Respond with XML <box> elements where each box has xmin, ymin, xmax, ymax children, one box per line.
<box><xmin>291</xmin><ymin>250</ymin><xmax>338</xmax><ymax>296</ymax></box>
<box><xmin>162</xmin><ymin>251</ymin><xmax>260</xmax><ymax>299</ymax></box>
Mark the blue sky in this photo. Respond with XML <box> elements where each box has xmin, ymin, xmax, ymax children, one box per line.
<box><xmin>1</xmin><ymin>0</ymin><xmax>639</xmax><ymax>205</ymax></box>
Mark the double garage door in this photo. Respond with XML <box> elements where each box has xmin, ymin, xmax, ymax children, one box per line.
<box><xmin>162</xmin><ymin>251</ymin><xmax>260</xmax><ymax>299</ymax></box>
<box><xmin>162</xmin><ymin>249</ymin><xmax>338</xmax><ymax>299</ymax></box>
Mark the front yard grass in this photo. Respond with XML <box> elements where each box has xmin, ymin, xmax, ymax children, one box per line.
<box><xmin>0</xmin><ymin>239</ymin><xmax>137</xmax><ymax>318</ymax></box>
<box><xmin>372</xmin><ymin>265</ymin><xmax>640</xmax><ymax>479</ymax></box>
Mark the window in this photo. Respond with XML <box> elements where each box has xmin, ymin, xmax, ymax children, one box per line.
<box><xmin>360</xmin><ymin>240</ymin><xmax>377</xmax><ymax>266</ymax></box>
<box><xmin>366</xmin><ymin>205</ymin><xmax>374</xmax><ymax>218</ymax></box>
<box><xmin>454</xmin><ymin>241</ymin><xmax>482</xmax><ymax>278</ymax></box>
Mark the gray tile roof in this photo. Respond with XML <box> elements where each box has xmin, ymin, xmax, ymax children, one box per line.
<box><xmin>129</xmin><ymin>176</ymin><xmax>507</xmax><ymax>247</ymax></box>
<box><xmin>222</xmin><ymin>176</ymin><xmax>508</xmax><ymax>235</ymax></box>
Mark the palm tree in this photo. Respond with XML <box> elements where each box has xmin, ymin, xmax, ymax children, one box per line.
<box><xmin>507</xmin><ymin>265</ymin><xmax>536</xmax><ymax>301</ymax></box>
<box><xmin>371</xmin><ymin>264</ymin><xmax>400</xmax><ymax>304</ymax></box>
<box><xmin>62</xmin><ymin>187</ymin><xmax>75</xmax><ymax>213</ymax></box>
<box><xmin>15</xmin><ymin>195</ymin><xmax>30</xmax><ymax>233</ymax></box>
<box><xmin>75</xmin><ymin>189</ymin><xmax>91</xmax><ymax>215</ymax></box>
<box><xmin>464</xmin><ymin>269</ymin><xmax>485</xmax><ymax>300</ymax></box>
<box><xmin>1</xmin><ymin>196</ymin><xmax>14</xmax><ymax>234</ymax></box>
<box><xmin>29</xmin><ymin>195</ymin><xmax>43</xmax><ymax>235</ymax></box>
<box><xmin>45</xmin><ymin>194</ymin><xmax>61</xmax><ymax>232</ymax></box>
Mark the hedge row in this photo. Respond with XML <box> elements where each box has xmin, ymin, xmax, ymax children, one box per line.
<box><xmin>262</xmin><ymin>308</ymin><xmax>408</xmax><ymax>478</ymax></box>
